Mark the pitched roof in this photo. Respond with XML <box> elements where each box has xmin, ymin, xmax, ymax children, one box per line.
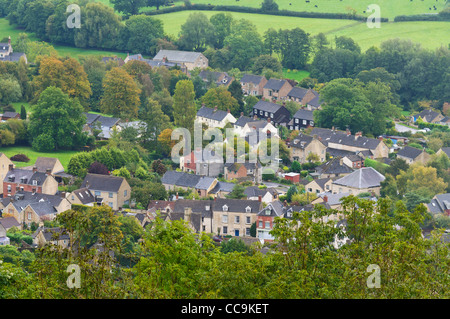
<box><xmin>318</xmin><ymin>192</ymin><xmax>351</xmax><ymax>206</ymax></box>
<box><xmin>333</xmin><ymin>167</ymin><xmax>385</xmax><ymax>189</ymax></box>
<box><xmin>415</xmin><ymin>109</ymin><xmax>441</xmax><ymax>122</ymax></box>
<box><xmin>307</xmin><ymin>95</ymin><xmax>322</xmax><ymax>108</ymax></box>
<box><xmin>94</xmin><ymin>115</ymin><xmax>120</xmax><ymax>128</ymax></box>
<box><xmin>198</xmin><ymin>70</ymin><xmax>233</xmax><ymax>86</ymax></box>
<box><xmin>83</xmin><ymin>112</ymin><xmax>100</xmax><ymax>125</ymax></box>
<box><xmin>173</xmin><ymin>199</ymin><xmax>214</xmax><ymax>218</ymax></box>
<box><xmin>81</xmin><ymin>174</ymin><xmax>126</xmax><ymax>193</ymax></box>
<box><xmin>72</xmin><ymin>188</ymin><xmax>96</xmax><ymax>205</ymax></box>
<box><xmin>244</xmin><ymin>186</ymin><xmax>277</xmax><ymax>198</ymax></box>
<box><xmin>427</xmin><ymin>193</ymin><xmax>450</xmax><ymax>214</ymax></box>
<box><xmin>4</xmin><ymin>169</ymin><xmax>51</xmax><ymax>186</ymax></box>
<box><xmin>253</xmin><ymin>100</ymin><xmax>281</xmax><ymax>113</ymax></box>
<box><xmin>293</xmin><ymin>109</ymin><xmax>314</xmax><ymax>121</ymax></box>
<box><xmin>210</xmin><ymin>181</ymin><xmax>235</xmax><ymax>194</ymax></box>
<box><xmin>440</xmin><ymin>147</ymin><xmax>450</xmax><ymax>158</ymax></box>
<box><xmin>257</xmin><ymin>201</ymin><xmax>284</xmax><ymax>217</ymax></box>
<box><xmin>2</xmin><ymin>111</ymin><xmax>19</xmax><ymax>118</ymax></box>
<box><xmin>213</xmin><ymin>198</ymin><xmax>262</xmax><ymax>213</ymax></box>
<box><xmin>316</xmin><ymin>157</ymin><xmax>353</xmax><ymax>175</ymax></box>
<box><xmin>397</xmin><ymin>146</ymin><xmax>423</xmax><ymax>160</ymax></box>
<box><xmin>264</xmin><ymin>78</ymin><xmax>288</xmax><ymax>90</ymax></box>
<box><xmin>310</xmin><ymin>128</ymin><xmax>382</xmax><ymax>150</ymax></box>
<box><xmin>194</xmin><ymin>176</ymin><xmax>216</xmax><ymax>190</ymax></box>
<box><xmin>196</xmin><ymin>106</ymin><xmax>230</xmax><ymax>121</ymax></box>
<box><xmin>0</xmin><ymin>52</ymin><xmax>26</xmax><ymax>62</ymax></box>
<box><xmin>289</xmin><ymin>133</ymin><xmax>313</xmax><ymax>149</ymax></box>
<box><xmin>311</xmin><ymin>178</ymin><xmax>332</xmax><ymax>190</ymax></box>
<box><xmin>234</xmin><ymin>115</ymin><xmax>258</xmax><ymax>127</ymax></box>
<box><xmin>33</xmin><ymin>157</ymin><xmax>61</xmax><ymax>173</ymax></box>
<box><xmin>0</xmin><ymin>217</ymin><xmax>20</xmax><ymax>230</ymax></box>
<box><xmin>153</xmin><ymin>50</ymin><xmax>203</xmax><ymax>63</ymax></box>
<box><xmin>33</xmin><ymin>227</ymin><xmax>70</xmax><ymax>241</ymax></box>
<box><xmin>241</xmin><ymin>74</ymin><xmax>265</xmax><ymax>85</ymax></box>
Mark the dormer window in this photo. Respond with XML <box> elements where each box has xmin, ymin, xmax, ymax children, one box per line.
<box><xmin>265</xmin><ymin>209</ymin><xmax>271</xmax><ymax>216</ymax></box>
<box><xmin>223</xmin><ymin>205</ymin><xmax>228</xmax><ymax>212</ymax></box>
<box><xmin>245</xmin><ymin>206</ymin><xmax>251</xmax><ymax>213</ymax></box>
<box><xmin>32</xmin><ymin>180</ymin><xmax>37</xmax><ymax>186</ymax></box>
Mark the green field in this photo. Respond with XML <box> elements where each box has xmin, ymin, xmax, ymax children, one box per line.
<box><xmin>165</xmin><ymin>0</ymin><xmax>448</xmax><ymax>20</ymax></box>
<box><xmin>0</xmin><ymin>146</ymin><xmax>78</xmax><ymax>169</ymax></box>
<box><xmin>283</xmin><ymin>68</ymin><xmax>310</xmax><ymax>82</ymax></box>
<box><xmin>156</xmin><ymin>10</ymin><xmax>450</xmax><ymax>51</ymax></box>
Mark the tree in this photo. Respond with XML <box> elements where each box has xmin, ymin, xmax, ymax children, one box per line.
<box><xmin>277</xmin><ymin>28</ymin><xmax>311</xmax><ymax>70</ymax></box>
<box><xmin>252</xmin><ymin>55</ymin><xmax>282</xmax><ymax>75</ymax></box>
<box><xmin>139</xmin><ymin>98</ymin><xmax>170</xmax><ymax>149</ymax></box>
<box><xmin>147</xmin><ymin>0</ymin><xmax>168</xmax><ymax>10</ymax></box>
<box><xmin>178</xmin><ymin>12</ymin><xmax>214</xmax><ymax>51</ymax></box>
<box><xmin>88</xmin><ymin>161</ymin><xmax>109</xmax><ymax>175</ymax></box>
<box><xmin>0</xmin><ymin>129</ymin><xmax>15</xmax><ymax>146</ymax></box>
<box><xmin>111</xmin><ymin>0</ymin><xmax>147</xmax><ymax>15</ymax></box>
<box><xmin>172</xmin><ymin>80</ymin><xmax>196</xmax><ymax>132</ymax></box>
<box><xmin>28</xmin><ymin>87</ymin><xmax>87</xmax><ymax>151</ymax></box>
<box><xmin>210</xmin><ymin>13</ymin><xmax>233</xmax><ymax>49</ymax></box>
<box><xmin>0</xmin><ymin>75</ymin><xmax>22</xmax><ymax>104</ymax></box>
<box><xmin>20</xmin><ymin>105</ymin><xmax>26</xmax><ymax>120</ymax></box>
<box><xmin>397</xmin><ymin>164</ymin><xmax>447</xmax><ymax>199</ymax></box>
<box><xmin>201</xmin><ymin>86</ymin><xmax>239</xmax><ymax>115</ymax></box>
<box><xmin>335</xmin><ymin>35</ymin><xmax>361</xmax><ymax>54</ymax></box>
<box><xmin>226</xmin><ymin>184</ymin><xmax>246</xmax><ymax>199</ymax></box>
<box><xmin>122</xmin><ymin>15</ymin><xmax>164</xmax><ymax>55</ymax></box>
<box><xmin>260</xmin><ymin>0</ymin><xmax>278</xmax><ymax>12</ymax></box>
<box><xmin>158</xmin><ymin>128</ymin><xmax>176</xmax><ymax>157</ymax></box>
<box><xmin>291</xmin><ymin>160</ymin><xmax>301</xmax><ymax>173</ymax></box>
<box><xmin>101</xmin><ymin>67</ymin><xmax>141</xmax><ymax>119</ymax></box>
<box><xmin>220</xmin><ymin>238</ymin><xmax>251</xmax><ymax>255</ymax></box>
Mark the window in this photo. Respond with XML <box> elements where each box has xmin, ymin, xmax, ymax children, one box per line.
<box><xmin>245</xmin><ymin>206</ymin><xmax>251</xmax><ymax>213</ymax></box>
<box><xmin>246</xmin><ymin>216</ymin><xmax>251</xmax><ymax>224</ymax></box>
<box><xmin>310</xmin><ymin>121</ymin><xmax>314</xmax><ymax>126</ymax></box>
<box><xmin>223</xmin><ymin>226</ymin><xmax>228</xmax><ymax>234</ymax></box>
<box><xmin>303</xmin><ymin>120</ymin><xmax>307</xmax><ymax>125</ymax></box>
<box><xmin>265</xmin><ymin>221</ymin><xmax>270</xmax><ymax>229</ymax></box>
<box><xmin>222</xmin><ymin>205</ymin><xmax>228</xmax><ymax>212</ymax></box>
<box><xmin>265</xmin><ymin>209</ymin><xmax>271</xmax><ymax>216</ymax></box>
<box><xmin>308</xmin><ymin>188</ymin><xmax>312</xmax><ymax>192</ymax></box>
<box><xmin>295</xmin><ymin>119</ymin><xmax>299</xmax><ymax>124</ymax></box>
<box><xmin>222</xmin><ymin>215</ymin><xmax>228</xmax><ymax>223</ymax></box>
<box><xmin>235</xmin><ymin>216</ymin><xmax>240</xmax><ymax>223</ymax></box>
<box><xmin>32</xmin><ymin>180</ymin><xmax>37</xmax><ymax>186</ymax></box>
<box><xmin>254</xmin><ymin>109</ymin><xmax>258</xmax><ymax>114</ymax></box>
<box><xmin>259</xmin><ymin>221</ymin><xmax>263</xmax><ymax>228</ymax></box>
<box><xmin>7</xmin><ymin>185</ymin><xmax>11</xmax><ymax>193</ymax></box>
<box><xmin>259</xmin><ymin>110</ymin><xmax>263</xmax><ymax>115</ymax></box>
<box><xmin>124</xmin><ymin>190</ymin><xmax>127</xmax><ymax>197</ymax></box>
<box><xmin>270</xmin><ymin>113</ymin><xmax>274</xmax><ymax>118</ymax></box>
<box><xmin>109</xmin><ymin>192</ymin><xmax>113</xmax><ymax>198</ymax></box>
<box><xmin>108</xmin><ymin>202</ymin><xmax>113</xmax><ymax>208</ymax></box>
<box><xmin>95</xmin><ymin>191</ymin><xmax>101</xmax><ymax>197</ymax></box>
<box><xmin>27</xmin><ymin>212</ymin><xmax>32</xmax><ymax>220</ymax></box>
<box><xmin>264</xmin><ymin>112</ymin><xmax>268</xmax><ymax>117</ymax></box>
<box><xmin>246</xmin><ymin>228</ymin><xmax>251</xmax><ymax>236</ymax></box>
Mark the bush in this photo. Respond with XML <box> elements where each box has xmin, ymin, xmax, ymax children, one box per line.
<box><xmin>10</xmin><ymin>154</ymin><xmax>30</xmax><ymax>162</ymax></box>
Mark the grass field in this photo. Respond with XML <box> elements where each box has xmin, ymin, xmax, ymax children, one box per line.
<box><xmin>283</xmin><ymin>68</ymin><xmax>310</xmax><ymax>82</ymax></box>
<box><xmin>0</xmin><ymin>146</ymin><xmax>78</xmax><ymax>169</ymax></box>
<box><xmin>154</xmin><ymin>0</ymin><xmax>448</xmax><ymax>20</ymax></box>
<box><xmin>156</xmin><ymin>10</ymin><xmax>450</xmax><ymax>51</ymax></box>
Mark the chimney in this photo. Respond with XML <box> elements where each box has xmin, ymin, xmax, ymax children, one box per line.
<box><xmin>176</xmin><ymin>192</ymin><xmax>179</xmax><ymax>200</ymax></box>
<box><xmin>355</xmin><ymin>131</ymin><xmax>362</xmax><ymax>138</ymax></box>
<box><xmin>241</xmin><ymin>112</ymin><xmax>244</xmax><ymax>117</ymax></box>
<box><xmin>61</xmin><ymin>191</ymin><xmax>66</xmax><ymax>199</ymax></box>
<box><xmin>323</xmin><ymin>195</ymin><xmax>328</xmax><ymax>203</ymax></box>
<box><xmin>8</xmin><ymin>164</ymin><xmax>13</xmax><ymax>171</ymax></box>
<box><xmin>267</xmin><ymin>117</ymin><xmax>271</xmax><ymax>123</ymax></box>
<box><xmin>283</xmin><ymin>200</ymin><xmax>287</xmax><ymax>207</ymax></box>
<box><xmin>258</xmin><ymin>195</ymin><xmax>262</xmax><ymax>202</ymax></box>
<box><xmin>45</xmin><ymin>169</ymin><xmax>51</xmax><ymax>176</ymax></box>
<box><xmin>227</xmin><ymin>109</ymin><xmax>230</xmax><ymax>114</ymax></box>
<box><xmin>214</xmin><ymin>106</ymin><xmax>218</xmax><ymax>112</ymax></box>
<box><xmin>33</xmin><ymin>166</ymin><xmax>37</xmax><ymax>173</ymax></box>
<box><xmin>339</xmin><ymin>158</ymin><xmax>344</xmax><ymax>166</ymax></box>
<box><xmin>8</xmin><ymin>36</ymin><xmax>11</xmax><ymax>45</ymax></box>
<box><xmin>332</xmin><ymin>126</ymin><xmax>335</xmax><ymax>131</ymax></box>
<box><xmin>184</xmin><ymin>207</ymin><xmax>192</xmax><ymax>223</ymax></box>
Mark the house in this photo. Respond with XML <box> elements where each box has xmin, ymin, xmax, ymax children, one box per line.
<box><xmin>256</xmin><ymin>201</ymin><xmax>284</xmax><ymax>240</ymax></box>
<box><xmin>32</xmin><ymin>227</ymin><xmax>70</xmax><ymax>248</ymax></box>
<box><xmin>238</xmin><ymin>118</ymin><xmax>279</xmax><ymax>140</ymax></box>
<box><xmin>69</xmin><ymin>188</ymin><xmax>101</xmax><ymax>207</ymax></box>
<box><xmin>0</xmin><ymin>153</ymin><xmax>14</xmax><ymax>195</ymax></box>
<box><xmin>287</xmin><ymin>87</ymin><xmax>320</xmax><ymax>108</ymax></box>
<box><xmin>427</xmin><ymin>193</ymin><xmax>450</xmax><ymax>215</ymax></box>
<box><xmin>153</xmin><ymin>49</ymin><xmax>208</xmax><ymax>70</ymax></box>
<box><xmin>196</xmin><ymin>105</ymin><xmax>237</xmax><ymax>129</ymax></box>
<box><xmin>81</xmin><ymin>174</ymin><xmax>131</xmax><ymax>210</ymax></box>
<box><xmin>224</xmin><ymin>161</ymin><xmax>262</xmax><ymax>184</ymax></box>
<box><xmin>311</xmin><ymin>192</ymin><xmax>351</xmax><ymax>211</ymax></box>
<box><xmin>284</xmin><ymin>172</ymin><xmax>300</xmax><ymax>184</ymax></box>
<box><xmin>0</xmin><ymin>224</ymin><xmax>9</xmax><ymax>246</ymax></box>
<box><xmin>116</xmin><ymin>120</ymin><xmax>147</xmax><ymax>137</ymax></box>
<box><xmin>0</xmin><ymin>217</ymin><xmax>21</xmax><ymax>231</ymax></box>
<box><xmin>23</xmin><ymin>157</ymin><xmax>65</xmax><ymax>175</ymax></box>
<box><xmin>3</xmin><ymin>165</ymin><xmax>59</xmax><ymax>196</ymax></box>
<box><xmin>101</xmin><ymin>56</ymin><xmax>125</xmax><ymax>67</ymax></box>
<box><xmin>288</xmin><ymin>132</ymin><xmax>327</xmax><ymax>163</ymax></box>
<box><xmin>1</xmin><ymin>111</ymin><xmax>20</xmax><ymax>121</ymax></box>
<box><xmin>288</xmin><ymin>109</ymin><xmax>315</xmax><ymax>130</ymax></box>
<box><xmin>313</xmin><ymin>157</ymin><xmax>354</xmax><ymax>179</ymax></box>
<box><xmin>412</xmin><ymin>109</ymin><xmax>444</xmax><ymax>124</ymax></box>
<box><xmin>305</xmin><ymin>178</ymin><xmax>333</xmax><ymax>194</ymax></box>
<box><xmin>240</xmin><ymin>74</ymin><xmax>268</xmax><ymax>96</ymax></box>
<box><xmin>161</xmin><ymin>170</ymin><xmax>218</xmax><ymax>197</ymax></box>
<box><xmin>437</xmin><ymin>147</ymin><xmax>450</xmax><ymax>159</ymax></box>
<box><xmin>331</xmin><ymin>167</ymin><xmax>385</xmax><ymax>196</ymax></box>
<box><xmin>342</xmin><ymin>154</ymin><xmax>365</xmax><ymax>169</ymax></box>
<box><xmin>0</xmin><ymin>36</ymin><xmax>27</xmax><ymax>63</ymax></box>
<box><xmin>310</xmin><ymin>127</ymin><xmax>389</xmax><ymax>159</ymax></box>
<box><xmin>233</xmin><ymin>114</ymin><xmax>260</xmax><ymax>132</ymax></box>
<box><xmin>171</xmin><ymin>199</ymin><xmax>215</xmax><ymax>233</ymax></box>
<box><xmin>306</xmin><ymin>95</ymin><xmax>322</xmax><ymax>110</ymax></box>
<box><xmin>396</xmin><ymin>146</ymin><xmax>431</xmax><ymax>165</ymax></box>
<box><xmin>147</xmin><ymin>200</ymin><xmax>175</xmax><ymax>216</ymax></box>
<box><xmin>252</xmin><ymin>100</ymin><xmax>291</xmax><ymax>126</ymax></box>
<box><xmin>438</xmin><ymin>116</ymin><xmax>450</xmax><ymax>127</ymax></box>
<box><xmin>1</xmin><ymin>191</ymin><xmax>71</xmax><ymax>226</ymax></box>
<box><xmin>262</xmin><ymin>78</ymin><xmax>293</xmax><ymax>102</ymax></box>
<box><xmin>198</xmin><ymin>70</ymin><xmax>234</xmax><ymax>87</ymax></box>
<box><xmin>209</xmin><ymin>181</ymin><xmax>235</xmax><ymax>199</ymax></box>
<box><xmin>244</xmin><ymin>186</ymin><xmax>278</xmax><ymax>203</ymax></box>
<box><xmin>124</xmin><ymin>53</ymin><xmax>186</xmax><ymax>72</ymax></box>
<box><xmin>83</xmin><ymin>113</ymin><xmax>120</xmax><ymax>139</ymax></box>
<box><xmin>212</xmin><ymin>198</ymin><xmax>263</xmax><ymax>237</ymax></box>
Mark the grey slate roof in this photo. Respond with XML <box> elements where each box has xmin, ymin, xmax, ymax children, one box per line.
<box><xmin>154</xmin><ymin>50</ymin><xmax>203</xmax><ymax>63</ymax></box>
<box><xmin>253</xmin><ymin>100</ymin><xmax>281</xmax><ymax>113</ymax></box>
<box><xmin>33</xmin><ymin>157</ymin><xmax>60</xmax><ymax>173</ymax></box>
<box><xmin>0</xmin><ymin>217</ymin><xmax>20</xmax><ymax>230</ymax></box>
<box><xmin>333</xmin><ymin>167</ymin><xmax>385</xmax><ymax>189</ymax></box>
<box><xmin>81</xmin><ymin>174</ymin><xmax>125</xmax><ymax>193</ymax></box>
<box><xmin>290</xmin><ymin>133</ymin><xmax>313</xmax><ymax>149</ymax></box>
<box><xmin>210</xmin><ymin>181</ymin><xmax>235</xmax><ymax>194</ymax></box>
<box><xmin>244</xmin><ymin>186</ymin><xmax>277</xmax><ymax>198</ymax></box>
<box><xmin>173</xmin><ymin>199</ymin><xmax>214</xmax><ymax>218</ymax></box>
<box><xmin>415</xmin><ymin>109</ymin><xmax>441</xmax><ymax>122</ymax></box>
<box><xmin>310</xmin><ymin>128</ymin><xmax>381</xmax><ymax>150</ymax></box>
<box><xmin>72</xmin><ymin>188</ymin><xmax>96</xmax><ymax>205</ymax></box>
<box><xmin>257</xmin><ymin>201</ymin><xmax>284</xmax><ymax>217</ymax></box>
<box><xmin>319</xmin><ymin>192</ymin><xmax>351</xmax><ymax>206</ymax></box>
<box><xmin>293</xmin><ymin>109</ymin><xmax>314</xmax><ymax>121</ymax></box>
<box><xmin>241</xmin><ymin>74</ymin><xmax>265</xmax><ymax>85</ymax></box>
<box><xmin>315</xmin><ymin>157</ymin><xmax>354</xmax><ymax>176</ymax></box>
<box><xmin>194</xmin><ymin>176</ymin><xmax>216</xmax><ymax>190</ymax></box>
<box><xmin>0</xmin><ymin>52</ymin><xmax>26</xmax><ymax>62</ymax></box>
<box><xmin>198</xmin><ymin>70</ymin><xmax>233</xmax><ymax>86</ymax></box>
<box><xmin>33</xmin><ymin>227</ymin><xmax>70</xmax><ymax>241</ymax></box>
<box><xmin>5</xmin><ymin>169</ymin><xmax>51</xmax><ymax>186</ymax></box>
<box><xmin>197</xmin><ymin>106</ymin><xmax>229</xmax><ymax>121</ymax></box>
<box><xmin>427</xmin><ymin>193</ymin><xmax>450</xmax><ymax>214</ymax></box>
<box><xmin>287</xmin><ymin>86</ymin><xmax>309</xmax><ymax>99</ymax></box>
<box><xmin>307</xmin><ymin>95</ymin><xmax>322</xmax><ymax>108</ymax></box>
<box><xmin>234</xmin><ymin>115</ymin><xmax>257</xmax><ymax>127</ymax></box>
<box><xmin>2</xmin><ymin>111</ymin><xmax>19</xmax><ymax>118</ymax></box>
<box><xmin>264</xmin><ymin>78</ymin><xmax>288</xmax><ymax>90</ymax></box>
<box><xmin>440</xmin><ymin>147</ymin><xmax>450</xmax><ymax>158</ymax></box>
<box><xmin>213</xmin><ymin>198</ymin><xmax>262</xmax><ymax>213</ymax></box>
<box><xmin>397</xmin><ymin>146</ymin><xmax>423</xmax><ymax>160</ymax></box>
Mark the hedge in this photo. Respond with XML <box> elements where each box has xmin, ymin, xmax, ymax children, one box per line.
<box><xmin>145</xmin><ymin>4</ymin><xmax>389</xmax><ymax>22</ymax></box>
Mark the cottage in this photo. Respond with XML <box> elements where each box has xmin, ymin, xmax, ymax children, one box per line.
<box><xmin>3</xmin><ymin>165</ymin><xmax>59</xmax><ymax>196</ymax></box>
<box><xmin>305</xmin><ymin>178</ymin><xmax>333</xmax><ymax>194</ymax></box>
<box><xmin>262</xmin><ymin>78</ymin><xmax>293</xmax><ymax>101</ymax></box>
<box><xmin>287</xmin><ymin>87</ymin><xmax>319</xmax><ymax>108</ymax></box>
<box><xmin>437</xmin><ymin>147</ymin><xmax>450</xmax><ymax>159</ymax></box>
<box><xmin>196</xmin><ymin>105</ymin><xmax>237</xmax><ymax>129</ymax></box>
<box><xmin>311</xmin><ymin>192</ymin><xmax>351</xmax><ymax>211</ymax></box>
<box><xmin>153</xmin><ymin>50</ymin><xmax>208</xmax><ymax>70</ymax></box>
<box><xmin>244</xmin><ymin>186</ymin><xmax>278</xmax><ymax>204</ymax></box>
<box><xmin>314</xmin><ymin>157</ymin><xmax>353</xmax><ymax>179</ymax></box>
<box><xmin>256</xmin><ymin>201</ymin><xmax>284</xmax><ymax>240</ymax></box>
<box><xmin>81</xmin><ymin>174</ymin><xmax>131</xmax><ymax>210</ymax></box>
<box><xmin>288</xmin><ymin>133</ymin><xmax>326</xmax><ymax>163</ymax></box>
<box><xmin>32</xmin><ymin>227</ymin><xmax>70</xmax><ymax>248</ymax></box>
<box><xmin>198</xmin><ymin>70</ymin><xmax>234</xmax><ymax>87</ymax></box>
<box><xmin>331</xmin><ymin>167</ymin><xmax>385</xmax><ymax>196</ymax></box>
<box><xmin>209</xmin><ymin>181</ymin><xmax>235</xmax><ymax>199</ymax></box>
<box><xmin>147</xmin><ymin>200</ymin><xmax>175</xmax><ymax>216</ymax></box>
<box><xmin>69</xmin><ymin>188</ymin><xmax>101</xmax><ymax>207</ymax></box>
<box><xmin>412</xmin><ymin>109</ymin><xmax>444</xmax><ymax>124</ymax></box>
<box><xmin>224</xmin><ymin>161</ymin><xmax>262</xmax><ymax>184</ymax></box>
<box><xmin>240</xmin><ymin>74</ymin><xmax>268</xmax><ymax>96</ymax></box>
<box><xmin>396</xmin><ymin>146</ymin><xmax>431</xmax><ymax>165</ymax></box>
<box><xmin>170</xmin><ymin>199</ymin><xmax>215</xmax><ymax>233</ymax></box>
<box><xmin>0</xmin><ymin>217</ymin><xmax>21</xmax><ymax>231</ymax></box>
<box><xmin>288</xmin><ymin>109</ymin><xmax>315</xmax><ymax>130</ymax></box>
<box><xmin>0</xmin><ymin>36</ymin><xmax>27</xmax><ymax>63</ymax></box>
<box><xmin>252</xmin><ymin>100</ymin><xmax>291</xmax><ymax>126</ymax></box>
<box><xmin>427</xmin><ymin>193</ymin><xmax>450</xmax><ymax>215</ymax></box>
<box><xmin>83</xmin><ymin>113</ymin><xmax>120</xmax><ymax>139</ymax></box>
<box><xmin>1</xmin><ymin>111</ymin><xmax>20</xmax><ymax>121</ymax></box>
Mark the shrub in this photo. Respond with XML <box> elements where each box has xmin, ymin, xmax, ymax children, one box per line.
<box><xmin>10</xmin><ymin>154</ymin><xmax>30</xmax><ymax>162</ymax></box>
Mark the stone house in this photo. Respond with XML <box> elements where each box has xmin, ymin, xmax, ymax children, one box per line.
<box><xmin>0</xmin><ymin>153</ymin><xmax>14</xmax><ymax>195</ymax></box>
<box><xmin>305</xmin><ymin>178</ymin><xmax>333</xmax><ymax>194</ymax></box>
<box><xmin>331</xmin><ymin>167</ymin><xmax>385</xmax><ymax>196</ymax></box>
<box><xmin>81</xmin><ymin>174</ymin><xmax>131</xmax><ymax>210</ymax></box>
<box><xmin>196</xmin><ymin>105</ymin><xmax>237</xmax><ymax>129</ymax></box>
<box><xmin>262</xmin><ymin>78</ymin><xmax>293</xmax><ymax>102</ymax></box>
<box><xmin>153</xmin><ymin>50</ymin><xmax>208</xmax><ymax>70</ymax></box>
<box><xmin>288</xmin><ymin>132</ymin><xmax>327</xmax><ymax>163</ymax></box>
<box><xmin>240</xmin><ymin>74</ymin><xmax>268</xmax><ymax>96</ymax></box>
<box><xmin>396</xmin><ymin>146</ymin><xmax>431</xmax><ymax>165</ymax></box>
<box><xmin>3</xmin><ymin>166</ymin><xmax>59</xmax><ymax>196</ymax></box>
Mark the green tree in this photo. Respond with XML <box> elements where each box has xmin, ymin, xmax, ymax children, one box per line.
<box><xmin>209</xmin><ymin>13</ymin><xmax>233</xmax><ymax>49</ymax></box>
<box><xmin>260</xmin><ymin>0</ymin><xmax>278</xmax><ymax>12</ymax></box>
<box><xmin>226</xmin><ymin>184</ymin><xmax>246</xmax><ymax>199</ymax></box>
<box><xmin>173</xmin><ymin>80</ymin><xmax>196</xmax><ymax>132</ymax></box>
<box><xmin>178</xmin><ymin>12</ymin><xmax>214</xmax><ymax>51</ymax></box>
<box><xmin>111</xmin><ymin>0</ymin><xmax>147</xmax><ymax>15</ymax></box>
<box><xmin>122</xmin><ymin>15</ymin><xmax>164</xmax><ymax>55</ymax></box>
<box><xmin>20</xmin><ymin>105</ymin><xmax>26</xmax><ymax>120</ymax></box>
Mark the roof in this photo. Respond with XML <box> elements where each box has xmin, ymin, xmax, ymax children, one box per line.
<box><xmin>333</xmin><ymin>167</ymin><xmax>385</xmax><ymax>189</ymax></box>
<box><xmin>198</xmin><ymin>70</ymin><xmax>233</xmax><ymax>86</ymax></box>
<box><xmin>28</xmin><ymin>201</ymin><xmax>57</xmax><ymax>217</ymax></box>
<box><xmin>253</xmin><ymin>100</ymin><xmax>282</xmax><ymax>113</ymax></box>
<box><xmin>290</xmin><ymin>133</ymin><xmax>313</xmax><ymax>149</ymax></box>
<box><xmin>293</xmin><ymin>109</ymin><xmax>314</xmax><ymax>121</ymax></box>
<box><xmin>173</xmin><ymin>199</ymin><xmax>214</xmax><ymax>219</ymax></box>
<box><xmin>81</xmin><ymin>174</ymin><xmax>126</xmax><ymax>193</ymax></box>
<box><xmin>316</xmin><ymin>157</ymin><xmax>354</xmax><ymax>175</ymax></box>
<box><xmin>147</xmin><ymin>200</ymin><xmax>175</xmax><ymax>212</ymax></box>
<box><xmin>33</xmin><ymin>157</ymin><xmax>61</xmax><ymax>173</ymax></box>
<box><xmin>210</xmin><ymin>181</ymin><xmax>235</xmax><ymax>194</ymax></box>
<box><xmin>427</xmin><ymin>193</ymin><xmax>450</xmax><ymax>214</ymax></box>
<box><xmin>194</xmin><ymin>176</ymin><xmax>216</xmax><ymax>190</ymax></box>
<box><xmin>244</xmin><ymin>186</ymin><xmax>277</xmax><ymax>198</ymax></box>
<box><xmin>241</xmin><ymin>74</ymin><xmax>265</xmax><ymax>85</ymax></box>
<box><xmin>33</xmin><ymin>227</ymin><xmax>70</xmax><ymax>241</ymax></box>
<box><xmin>440</xmin><ymin>147</ymin><xmax>450</xmax><ymax>158</ymax></box>
<box><xmin>257</xmin><ymin>201</ymin><xmax>284</xmax><ymax>217</ymax></box>
<box><xmin>234</xmin><ymin>115</ymin><xmax>258</xmax><ymax>127</ymax></box>
<box><xmin>197</xmin><ymin>106</ymin><xmax>230</xmax><ymax>121</ymax></box>
<box><xmin>0</xmin><ymin>52</ymin><xmax>26</xmax><ymax>62</ymax></box>
<box><xmin>309</xmin><ymin>178</ymin><xmax>332</xmax><ymax>190</ymax></box>
<box><xmin>310</xmin><ymin>128</ymin><xmax>382</xmax><ymax>150</ymax></box>
<box><xmin>93</xmin><ymin>115</ymin><xmax>120</xmax><ymax>128</ymax></box>
<box><xmin>0</xmin><ymin>217</ymin><xmax>20</xmax><ymax>229</ymax></box>
<box><xmin>287</xmin><ymin>87</ymin><xmax>309</xmax><ymax>99</ymax></box>
<box><xmin>4</xmin><ymin>169</ymin><xmax>51</xmax><ymax>186</ymax></box>
<box><xmin>153</xmin><ymin>50</ymin><xmax>203</xmax><ymax>63</ymax></box>
<box><xmin>213</xmin><ymin>198</ymin><xmax>262</xmax><ymax>213</ymax></box>
<box><xmin>414</xmin><ymin>109</ymin><xmax>441</xmax><ymax>122</ymax></box>
<box><xmin>318</xmin><ymin>192</ymin><xmax>351</xmax><ymax>206</ymax></box>
<box><xmin>397</xmin><ymin>146</ymin><xmax>423</xmax><ymax>160</ymax></box>
<box><xmin>72</xmin><ymin>188</ymin><xmax>96</xmax><ymax>205</ymax></box>
<box><xmin>2</xmin><ymin>111</ymin><xmax>19</xmax><ymax>118</ymax></box>
<box><xmin>264</xmin><ymin>78</ymin><xmax>288</xmax><ymax>91</ymax></box>
<box><xmin>307</xmin><ymin>95</ymin><xmax>322</xmax><ymax>108</ymax></box>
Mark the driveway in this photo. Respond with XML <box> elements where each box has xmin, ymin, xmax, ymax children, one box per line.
<box><xmin>395</xmin><ymin>123</ymin><xmax>426</xmax><ymax>134</ymax></box>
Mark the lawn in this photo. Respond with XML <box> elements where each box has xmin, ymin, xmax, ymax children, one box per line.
<box><xmin>283</xmin><ymin>68</ymin><xmax>310</xmax><ymax>82</ymax></box>
<box><xmin>0</xmin><ymin>146</ymin><xmax>78</xmax><ymax>169</ymax></box>
<box><xmin>154</xmin><ymin>10</ymin><xmax>450</xmax><ymax>51</ymax></box>
<box><xmin>158</xmin><ymin>0</ymin><xmax>448</xmax><ymax>20</ymax></box>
